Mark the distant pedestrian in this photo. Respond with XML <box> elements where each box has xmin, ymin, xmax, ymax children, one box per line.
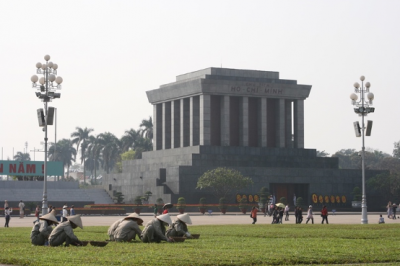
<box><xmin>378</xmin><ymin>214</ymin><xmax>385</xmax><ymax>224</ymax></box>
<box><xmin>297</xmin><ymin>207</ymin><xmax>303</xmax><ymax>224</ymax></box>
<box><xmin>153</xmin><ymin>204</ymin><xmax>158</xmax><ymax>217</ymax></box>
<box><xmin>284</xmin><ymin>205</ymin><xmax>289</xmax><ymax>221</ymax></box>
<box><xmin>321</xmin><ymin>205</ymin><xmax>328</xmax><ymax>224</ymax></box>
<box><xmin>294</xmin><ymin>207</ymin><xmax>299</xmax><ymax>223</ymax></box>
<box><xmin>392</xmin><ymin>204</ymin><xmax>397</xmax><ymax>220</ymax></box>
<box><xmin>251</xmin><ymin>206</ymin><xmax>259</xmax><ymax>224</ymax></box>
<box><xmin>306</xmin><ymin>205</ymin><xmax>314</xmax><ymax>224</ymax></box>
<box><xmin>278</xmin><ymin>208</ymin><xmax>284</xmax><ymax>224</ymax></box>
<box><xmin>70</xmin><ymin>205</ymin><xmax>75</xmax><ymax>216</ymax></box>
<box><xmin>18</xmin><ymin>200</ymin><xmax>25</xmax><ymax>219</ymax></box>
<box><xmin>62</xmin><ymin>205</ymin><xmax>68</xmax><ymax>222</ymax></box>
<box><xmin>387</xmin><ymin>201</ymin><xmax>392</xmax><ymax>219</ymax></box>
<box><xmin>4</xmin><ymin>207</ymin><xmax>12</xmax><ymax>227</ymax></box>
<box><xmin>35</xmin><ymin>205</ymin><xmax>40</xmax><ymax>223</ymax></box>
<box><xmin>48</xmin><ymin>205</ymin><xmax>53</xmax><ymax>213</ymax></box>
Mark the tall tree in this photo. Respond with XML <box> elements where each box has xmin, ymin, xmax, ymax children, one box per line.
<box><xmin>97</xmin><ymin>132</ymin><xmax>121</xmax><ymax>174</ymax></box>
<box><xmin>48</xmin><ymin>139</ymin><xmax>76</xmax><ymax>180</ymax></box>
<box><xmin>121</xmin><ymin>129</ymin><xmax>140</xmax><ymax>152</ymax></box>
<box><xmin>140</xmin><ymin>117</ymin><xmax>153</xmax><ymax>140</ymax></box>
<box><xmin>71</xmin><ymin>127</ymin><xmax>94</xmax><ymax>184</ymax></box>
<box><xmin>87</xmin><ymin>135</ymin><xmax>102</xmax><ymax>183</ymax></box>
<box><xmin>13</xmin><ymin>152</ymin><xmax>31</xmax><ymax>161</ymax></box>
<box><xmin>393</xmin><ymin>141</ymin><xmax>400</xmax><ymax>159</ymax></box>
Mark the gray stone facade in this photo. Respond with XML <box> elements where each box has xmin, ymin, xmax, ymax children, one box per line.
<box><xmin>104</xmin><ymin>68</ymin><xmax>381</xmax><ymax>207</ymax></box>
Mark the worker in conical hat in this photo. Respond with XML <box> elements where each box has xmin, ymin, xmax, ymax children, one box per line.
<box><xmin>30</xmin><ymin>210</ymin><xmax>59</xmax><ymax>246</ymax></box>
<box><xmin>166</xmin><ymin>213</ymin><xmax>193</xmax><ymax>238</ymax></box>
<box><xmin>107</xmin><ymin>218</ymin><xmax>125</xmax><ymax>241</ymax></box>
<box><xmin>113</xmin><ymin>213</ymin><xmax>143</xmax><ymax>242</ymax></box>
<box><xmin>141</xmin><ymin>214</ymin><xmax>174</xmax><ymax>243</ymax></box>
<box><xmin>48</xmin><ymin>215</ymin><xmax>83</xmax><ymax>247</ymax></box>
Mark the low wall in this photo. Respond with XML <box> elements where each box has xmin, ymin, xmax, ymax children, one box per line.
<box><xmin>0</xmin><ymin>180</ymin><xmax>79</xmax><ymax>189</ymax></box>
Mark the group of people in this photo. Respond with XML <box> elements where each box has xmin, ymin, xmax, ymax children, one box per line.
<box><xmin>30</xmin><ymin>210</ymin><xmax>84</xmax><ymax>246</ymax></box>
<box><xmin>107</xmin><ymin>212</ymin><xmax>193</xmax><ymax>243</ymax></box>
<box><xmin>386</xmin><ymin>201</ymin><xmax>398</xmax><ymax>220</ymax></box>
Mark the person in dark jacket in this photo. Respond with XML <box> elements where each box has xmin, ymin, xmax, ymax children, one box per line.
<box><xmin>321</xmin><ymin>205</ymin><xmax>329</xmax><ymax>224</ymax></box>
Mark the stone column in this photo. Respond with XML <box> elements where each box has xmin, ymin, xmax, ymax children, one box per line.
<box><xmin>221</xmin><ymin>96</ymin><xmax>230</xmax><ymax>146</ymax></box>
<box><xmin>200</xmin><ymin>94</ymin><xmax>211</xmax><ymax>146</ymax></box>
<box><xmin>190</xmin><ymin>96</ymin><xmax>200</xmax><ymax>146</ymax></box>
<box><xmin>294</xmin><ymin>99</ymin><xmax>304</xmax><ymax>148</ymax></box>
<box><xmin>171</xmin><ymin>100</ymin><xmax>176</xmax><ymax>149</ymax></box>
<box><xmin>162</xmin><ymin>102</ymin><xmax>171</xmax><ymax>150</ymax></box>
<box><xmin>259</xmin><ymin>98</ymin><xmax>267</xmax><ymax>147</ymax></box>
<box><xmin>180</xmin><ymin>98</ymin><xmax>184</xmax><ymax>147</ymax></box>
<box><xmin>277</xmin><ymin>99</ymin><xmax>285</xmax><ymax>148</ymax></box>
<box><xmin>153</xmin><ymin>105</ymin><xmax>157</xmax><ymax>151</ymax></box>
<box><xmin>285</xmin><ymin>100</ymin><xmax>292</xmax><ymax>148</ymax></box>
<box><xmin>240</xmin><ymin>97</ymin><xmax>249</xmax><ymax>146</ymax></box>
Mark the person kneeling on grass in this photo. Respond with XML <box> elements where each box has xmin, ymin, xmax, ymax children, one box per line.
<box><xmin>107</xmin><ymin>217</ymin><xmax>125</xmax><ymax>241</ymax></box>
<box><xmin>166</xmin><ymin>213</ymin><xmax>193</xmax><ymax>238</ymax></box>
<box><xmin>31</xmin><ymin>210</ymin><xmax>58</xmax><ymax>246</ymax></box>
<box><xmin>141</xmin><ymin>214</ymin><xmax>174</xmax><ymax>243</ymax></box>
<box><xmin>113</xmin><ymin>213</ymin><xmax>143</xmax><ymax>242</ymax></box>
<box><xmin>48</xmin><ymin>215</ymin><xmax>83</xmax><ymax>247</ymax></box>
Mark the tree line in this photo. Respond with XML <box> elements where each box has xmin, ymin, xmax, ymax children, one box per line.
<box><xmin>12</xmin><ymin>117</ymin><xmax>153</xmax><ymax>183</ymax></box>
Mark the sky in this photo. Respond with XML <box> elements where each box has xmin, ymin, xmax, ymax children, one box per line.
<box><xmin>0</xmin><ymin>1</ymin><xmax>399</xmax><ymax>162</ymax></box>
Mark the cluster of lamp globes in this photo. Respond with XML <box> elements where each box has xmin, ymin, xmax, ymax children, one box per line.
<box><xmin>30</xmin><ymin>55</ymin><xmax>63</xmax><ymax>102</ymax></box>
<box><xmin>350</xmin><ymin>76</ymin><xmax>374</xmax><ymax>106</ymax></box>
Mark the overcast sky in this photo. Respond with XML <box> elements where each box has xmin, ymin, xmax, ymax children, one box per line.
<box><xmin>0</xmin><ymin>1</ymin><xmax>399</xmax><ymax>162</ymax></box>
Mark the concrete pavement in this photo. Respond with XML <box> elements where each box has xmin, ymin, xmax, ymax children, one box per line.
<box><xmin>4</xmin><ymin>212</ymin><xmax>398</xmax><ymax>227</ymax></box>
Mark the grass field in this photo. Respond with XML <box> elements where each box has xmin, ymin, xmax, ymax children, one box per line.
<box><xmin>1</xmin><ymin>224</ymin><xmax>400</xmax><ymax>265</ymax></box>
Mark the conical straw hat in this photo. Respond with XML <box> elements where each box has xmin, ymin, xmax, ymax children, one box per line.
<box><xmin>67</xmin><ymin>215</ymin><xmax>83</xmax><ymax>229</ymax></box>
<box><xmin>124</xmin><ymin>213</ymin><xmax>143</xmax><ymax>225</ymax></box>
<box><xmin>177</xmin><ymin>213</ymin><xmax>192</xmax><ymax>224</ymax></box>
<box><xmin>39</xmin><ymin>211</ymin><xmax>59</xmax><ymax>224</ymax></box>
<box><xmin>157</xmin><ymin>213</ymin><xmax>172</xmax><ymax>225</ymax></box>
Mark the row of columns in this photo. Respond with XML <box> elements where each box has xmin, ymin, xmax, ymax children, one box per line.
<box><xmin>153</xmin><ymin>95</ymin><xmax>304</xmax><ymax>151</ymax></box>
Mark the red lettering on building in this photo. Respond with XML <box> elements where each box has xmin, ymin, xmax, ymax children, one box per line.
<box><xmin>18</xmin><ymin>163</ymin><xmax>25</xmax><ymax>173</ymax></box>
<box><xmin>9</xmin><ymin>164</ymin><xmax>16</xmax><ymax>173</ymax></box>
<box><xmin>26</xmin><ymin>164</ymin><xmax>36</xmax><ymax>174</ymax></box>
<box><xmin>42</xmin><ymin>164</ymin><xmax>44</xmax><ymax>173</ymax></box>
<box><xmin>0</xmin><ymin>164</ymin><xmax>3</xmax><ymax>173</ymax></box>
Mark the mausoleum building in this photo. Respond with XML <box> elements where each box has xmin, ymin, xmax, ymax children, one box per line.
<box><xmin>104</xmin><ymin>68</ymin><xmax>380</xmax><ymax>207</ymax></box>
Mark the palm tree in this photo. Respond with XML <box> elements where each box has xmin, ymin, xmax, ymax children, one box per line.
<box><xmin>14</xmin><ymin>152</ymin><xmax>31</xmax><ymax>161</ymax></box>
<box><xmin>48</xmin><ymin>139</ymin><xmax>76</xmax><ymax>180</ymax></box>
<box><xmin>71</xmin><ymin>127</ymin><xmax>94</xmax><ymax>184</ymax></box>
<box><xmin>87</xmin><ymin>135</ymin><xmax>102</xmax><ymax>183</ymax></box>
<box><xmin>97</xmin><ymin>132</ymin><xmax>121</xmax><ymax>174</ymax></box>
<box><xmin>134</xmin><ymin>136</ymin><xmax>153</xmax><ymax>159</ymax></box>
<box><xmin>121</xmin><ymin>129</ymin><xmax>140</xmax><ymax>152</ymax></box>
<box><xmin>140</xmin><ymin>117</ymin><xmax>153</xmax><ymax>140</ymax></box>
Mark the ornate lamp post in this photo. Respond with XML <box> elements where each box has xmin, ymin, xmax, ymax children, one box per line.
<box><xmin>350</xmin><ymin>75</ymin><xmax>375</xmax><ymax>224</ymax></box>
<box><xmin>31</xmin><ymin>55</ymin><xmax>63</xmax><ymax>215</ymax></box>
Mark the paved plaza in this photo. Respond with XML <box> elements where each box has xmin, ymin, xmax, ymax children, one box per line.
<box><xmin>5</xmin><ymin>212</ymin><xmax>397</xmax><ymax>227</ymax></box>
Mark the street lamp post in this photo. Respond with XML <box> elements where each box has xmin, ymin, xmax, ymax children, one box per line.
<box><xmin>350</xmin><ymin>75</ymin><xmax>375</xmax><ymax>224</ymax></box>
<box><xmin>31</xmin><ymin>55</ymin><xmax>63</xmax><ymax>215</ymax></box>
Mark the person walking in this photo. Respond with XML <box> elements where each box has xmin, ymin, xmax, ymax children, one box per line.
<box><xmin>62</xmin><ymin>205</ymin><xmax>68</xmax><ymax>222</ymax></box>
<box><xmin>34</xmin><ymin>205</ymin><xmax>40</xmax><ymax>223</ymax></box>
<box><xmin>250</xmin><ymin>206</ymin><xmax>259</xmax><ymax>224</ymax></box>
<box><xmin>392</xmin><ymin>203</ymin><xmax>397</xmax><ymax>220</ymax></box>
<box><xmin>294</xmin><ymin>206</ymin><xmax>299</xmax><ymax>223</ymax></box>
<box><xmin>284</xmin><ymin>205</ymin><xmax>289</xmax><ymax>221</ymax></box>
<box><xmin>4</xmin><ymin>206</ymin><xmax>12</xmax><ymax>227</ymax></box>
<box><xmin>70</xmin><ymin>205</ymin><xmax>76</xmax><ymax>216</ymax></box>
<box><xmin>153</xmin><ymin>204</ymin><xmax>158</xmax><ymax>217</ymax></box>
<box><xmin>387</xmin><ymin>201</ymin><xmax>392</xmax><ymax>219</ymax></box>
<box><xmin>321</xmin><ymin>205</ymin><xmax>329</xmax><ymax>224</ymax></box>
<box><xmin>18</xmin><ymin>200</ymin><xmax>25</xmax><ymax>219</ymax></box>
<box><xmin>298</xmin><ymin>207</ymin><xmax>303</xmax><ymax>224</ymax></box>
<box><xmin>306</xmin><ymin>205</ymin><xmax>314</xmax><ymax>224</ymax></box>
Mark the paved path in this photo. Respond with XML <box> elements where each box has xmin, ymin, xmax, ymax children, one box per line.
<box><xmin>5</xmin><ymin>212</ymin><xmax>398</xmax><ymax>227</ymax></box>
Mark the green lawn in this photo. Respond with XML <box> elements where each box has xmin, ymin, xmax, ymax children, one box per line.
<box><xmin>1</xmin><ymin>224</ymin><xmax>400</xmax><ymax>265</ymax></box>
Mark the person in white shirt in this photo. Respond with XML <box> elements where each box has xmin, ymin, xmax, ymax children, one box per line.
<box><xmin>379</xmin><ymin>214</ymin><xmax>385</xmax><ymax>224</ymax></box>
<box><xmin>62</xmin><ymin>205</ymin><xmax>68</xmax><ymax>222</ymax></box>
<box><xmin>18</xmin><ymin>200</ymin><xmax>25</xmax><ymax>219</ymax></box>
<box><xmin>284</xmin><ymin>205</ymin><xmax>290</xmax><ymax>221</ymax></box>
<box><xmin>4</xmin><ymin>207</ymin><xmax>12</xmax><ymax>227</ymax></box>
